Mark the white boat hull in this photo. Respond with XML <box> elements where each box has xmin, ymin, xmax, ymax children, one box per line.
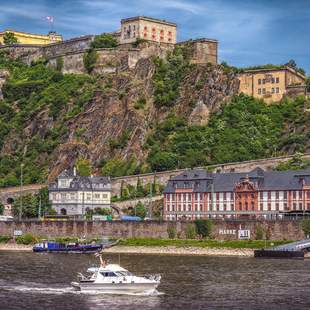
<box><xmin>71</xmin><ymin>281</ymin><xmax>159</xmax><ymax>294</ymax></box>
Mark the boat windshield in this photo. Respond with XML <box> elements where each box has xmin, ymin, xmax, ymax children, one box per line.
<box><xmin>100</xmin><ymin>271</ymin><xmax>117</xmax><ymax>277</ymax></box>
<box><xmin>115</xmin><ymin>271</ymin><xmax>132</xmax><ymax>277</ymax></box>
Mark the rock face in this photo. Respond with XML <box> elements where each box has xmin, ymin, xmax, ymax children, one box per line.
<box><xmin>0</xmin><ymin>70</ymin><xmax>9</xmax><ymax>100</ymax></box>
<box><xmin>0</xmin><ymin>47</ymin><xmax>239</xmax><ymax>181</ymax></box>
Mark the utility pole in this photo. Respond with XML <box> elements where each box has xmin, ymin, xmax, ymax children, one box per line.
<box><xmin>38</xmin><ymin>195</ymin><xmax>42</xmax><ymax>220</ymax></box>
<box><xmin>19</xmin><ymin>163</ymin><xmax>24</xmax><ymax>221</ymax></box>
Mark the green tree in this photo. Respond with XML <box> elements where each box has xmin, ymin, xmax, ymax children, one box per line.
<box><xmin>301</xmin><ymin>219</ymin><xmax>310</xmax><ymax>237</ymax></box>
<box><xmin>136</xmin><ymin>178</ymin><xmax>145</xmax><ymax>198</ymax></box>
<box><xmin>131</xmin><ymin>202</ymin><xmax>147</xmax><ymax>219</ymax></box>
<box><xmin>3</xmin><ymin>32</ymin><xmax>18</xmax><ymax>45</ymax></box>
<box><xmin>0</xmin><ymin>203</ymin><xmax>4</xmax><ymax>215</ymax></box>
<box><xmin>83</xmin><ymin>49</ymin><xmax>98</xmax><ymax>73</ymax></box>
<box><xmin>90</xmin><ymin>33</ymin><xmax>118</xmax><ymax>48</ymax></box>
<box><xmin>76</xmin><ymin>157</ymin><xmax>91</xmax><ymax>176</ymax></box>
<box><xmin>306</xmin><ymin>76</ymin><xmax>310</xmax><ymax>92</ymax></box>
<box><xmin>194</xmin><ymin>219</ymin><xmax>213</xmax><ymax>238</ymax></box>
<box><xmin>11</xmin><ymin>187</ymin><xmax>52</xmax><ymax>218</ymax></box>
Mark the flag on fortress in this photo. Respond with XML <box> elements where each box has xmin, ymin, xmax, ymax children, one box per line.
<box><xmin>46</xmin><ymin>16</ymin><xmax>54</xmax><ymax>23</ymax></box>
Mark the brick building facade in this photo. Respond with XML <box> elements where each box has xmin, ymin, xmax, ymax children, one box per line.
<box><xmin>163</xmin><ymin>168</ymin><xmax>310</xmax><ymax>220</ymax></box>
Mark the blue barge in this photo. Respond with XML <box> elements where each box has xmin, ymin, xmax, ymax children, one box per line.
<box><xmin>33</xmin><ymin>241</ymin><xmax>109</xmax><ymax>253</ymax></box>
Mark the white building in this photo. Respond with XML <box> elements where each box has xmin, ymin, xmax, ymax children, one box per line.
<box><xmin>48</xmin><ymin>169</ymin><xmax>111</xmax><ymax>216</ymax></box>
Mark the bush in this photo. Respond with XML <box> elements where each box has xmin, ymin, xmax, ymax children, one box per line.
<box><xmin>90</xmin><ymin>34</ymin><xmax>118</xmax><ymax>49</ymax></box>
<box><xmin>185</xmin><ymin>224</ymin><xmax>197</xmax><ymax>239</ymax></box>
<box><xmin>194</xmin><ymin>219</ymin><xmax>213</xmax><ymax>238</ymax></box>
<box><xmin>134</xmin><ymin>97</ymin><xmax>146</xmax><ymax>110</ymax></box>
<box><xmin>0</xmin><ymin>203</ymin><xmax>4</xmax><ymax>215</ymax></box>
<box><xmin>83</xmin><ymin>49</ymin><xmax>98</xmax><ymax>73</ymax></box>
<box><xmin>16</xmin><ymin>233</ymin><xmax>37</xmax><ymax>245</ymax></box>
<box><xmin>301</xmin><ymin>219</ymin><xmax>310</xmax><ymax>237</ymax></box>
<box><xmin>255</xmin><ymin>225</ymin><xmax>264</xmax><ymax>240</ymax></box>
<box><xmin>167</xmin><ymin>225</ymin><xmax>176</xmax><ymax>239</ymax></box>
<box><xmin>56</xmin><ymin>57</ymin><xmax>64</xmax><ymax>72</ymax></box>
<box><xmin>0</xmin><ymin>235</ymin><xmax>12</xmax><ymax>243</ymax></box>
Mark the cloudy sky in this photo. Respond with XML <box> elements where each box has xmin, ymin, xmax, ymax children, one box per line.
<box><xmin>1</xmin><ymin>0</ymin><xmax>310</xmax><ymax>73</ymax></box>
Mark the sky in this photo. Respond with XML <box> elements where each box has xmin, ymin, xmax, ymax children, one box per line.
<box><xmin>1</xmin><ymin>0</ymin><xmax>310</xmax><ymax>73</ymax></box>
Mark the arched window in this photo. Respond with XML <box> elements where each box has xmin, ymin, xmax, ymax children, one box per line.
<box><xmin>60</xmin><ymin>208</ymin><xmax>67</xmax><ymax>215</ymax></box>
<box><xmin>7</xmin><ymin>197</ymin><xmax>14</xmax><ymax>204</ymax></box>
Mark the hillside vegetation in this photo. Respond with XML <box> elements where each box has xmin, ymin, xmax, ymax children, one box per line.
<box><xmin>0</xmin><ymin>50</ymin><xmax>309</xmax><ymax>187</ymax></box>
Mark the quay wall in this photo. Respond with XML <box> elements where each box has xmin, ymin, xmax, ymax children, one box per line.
<box><xmin>0</xmin><ymin>220</ymin><xmax>304</xmax><ymax>240</ymax></box>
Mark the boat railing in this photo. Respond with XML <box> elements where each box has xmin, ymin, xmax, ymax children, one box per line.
<box><xmin>143</xmin><ymin>274</ymin><xmax>161</xmax><ymax>281</ymax></box>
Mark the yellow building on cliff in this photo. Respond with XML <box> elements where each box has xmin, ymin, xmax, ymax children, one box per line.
<box><xmin>0</xmin><ymin>30</ymin><xmax>62</xmax><ymax>45</ymax></box>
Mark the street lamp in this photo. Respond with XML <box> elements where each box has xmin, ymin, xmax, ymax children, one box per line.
<box><xmin>19</xmin><ymin>163</ymin><xmax>24</xmax><ymax>221</ymax></box>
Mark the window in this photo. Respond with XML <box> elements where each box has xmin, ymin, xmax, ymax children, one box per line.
<box><xmin>258</xmin><ymin>88</ymin><xmax>262</xmax><ymax>95</ymax></box>
<box><xmin>224</xmin><ymin>204</ymin><xmax>227</xmax><ymax>211</ymax></box>
<box><xmin>144</xmin><ymin>26</ymin><xmax>147</xmax><ymax>30</ymax></box>
<box><xmin>293</xmin><ymin>203</ymin><xmax>296</xmax><ymax>210</ymax></box>
<box><xmin>216</xmin><ymin>193</ymin><xmax>219</xmax><ymax>200</ymax></box>
<box><xmin>231</xmin><ymin>203</ymin><xmax>234</xmax><ymax>211</ymax></box>
<box><xmin>239</xmin><ymin>202</ymin><xmax>242</xmax><ymax>209</ymax></box>
<box><xmin>160</xmin><ymin>29</ymin><xmax>164</xmax><ymax>34</ymax></box>
<box><xmin>61</xmin><ymin>193</ymin><xmax>66</xmax><ymax>200</ymax></box>
<box><xmin>245</xmin><ymin>202</ymin><xmax>248</xmax><ymax>211</ymax></box>
<box><xmin>133</xmin><ymin>32</ymin><xmax>136</xmax><ymax>37</ymax></box>
<box><xmin>284</xmin><ymin>203</ymin><xmax>288</xmax><ymax>210</ymax></box>
<box><xmin>258</xmin><ymin>79</ymin><xmax>261</xmax><ymax>85</ymax></box>
<box><xmin>299</xmin><ymin>203</ymin><xmax>303</xmax><ymax>210</ymax></box>
<box><xmin>268</xmin><ymin>192</ymin><xmax>271</xmax><ymax>199</ymax></box>
<box><xmin>260</xmin><ymin>203</ymin><xmax>263</xmax><ymax>211</ymax></box>
<box><xmin>188</xmin><ymin>194</ymin><xmax>192</xmax><ymax>201</ymax></box>
<box><xmin>276</xmin><ymin>77</ymin><xmax>279</xmax><ymax>83</ymax></box>
<box><xmin>133</xmin><ymin>25</ymin><xmax>136</xmax><ymax>30</ymax></box>
<box><xmin>260</xmin><ymin>192</ymin><xmax>263</xmax><ymax>200</ymax></box>
<box><xmin>271</xmin><ymin>88</ymin><xmax>275</xmax><ymax>93</ymax></box>
<box><xmin>152</xmin><ymin>34</ymin><xmax>156</xmax><ymax>39</ymax></box>
<box><xmin>223</xmin><ymin>192</ymin><xmax>226</xmax><ymax>200</ymax></box>
<box><xmin>276</xmin><ymin>203</ymin><xmax>279</xmax><ymax>210</ymax></box>
<box><xmin>299</xmin><ymin>191</ymin><xmax>302</xmax><ymax>199</ymax></box>
<box><xmin>284</xmin><ymin>191</ymin><xmax>287</xmax><ymax>199</ymax></box>
<box><xmin>276</xmin><ymin>87</ymin><xmax>279</xmax><ymax>93</ymax></box>
<box><xmin>271</xmin><ymin>77</ymin><xmax>275</xmax><ymax>83</ymax></box>
<box><xmin>86</xmin><ymin>194</ymin><xmax>91</xmax><ymax>200</ymax></box>
<box><xmin>268</xmin><ymin>203</ymin><xmax>271</xmax><ymax>211</ymax></box>
<box><xmin>293</xmin><ymin>191</ymin><xmax>296</xmax><ymax>199</ymax></box>
<box><xmin>262</xmin><ymin>88</ymin><xmax>266</xmax><ymax>94</ymax></box>
<box><xmin>251</xmin><ymin>202</ymin><xmax>255</xmax><ymax>210</ymax></box>
<box><xmin>262</xmin><ymin>79</ymin><xmax>266</xmax><ymax>84</ymax></box>
<box><xmin>276</xmin><ymin>191</ymin><xmax>279</xmax><ymax>199</ymax></box>
<box><xmin>152</xmin><ymin>27</ymin><xmax>156</xmax><ymax>32</ymax></box>
<box><xmin>183</xmin><ymin>193</ymin><xmax>187</xmax><ymax>201</ymax></box>
<box><xmin>94</xmin><ymin>193</ymin><xmax>100</xmax><ymax>199</ymax></box>
<box><xmin>178</xmin><ymin>194</ymin><xmax>181</xmax><ymax>200</ymax></box>
<box><xmin>307</xmin><ymin>203</ymin><xmax>310</xmax><ymax>210</ymax></box>
<box><xmin>168</xmin><ymin>38</ymin><xmax>172</xmax><ymax>42</ymax></box>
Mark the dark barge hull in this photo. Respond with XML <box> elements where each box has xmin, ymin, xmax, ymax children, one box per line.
<box><xmin>254</xmin><ymin>249</ymin><xmax>304</xmax><ymax>259</ymax></box>
<box><xmin>33</xmin><ymin>245</ymin><xmax>103</xmax><ymax>253</ymax></box>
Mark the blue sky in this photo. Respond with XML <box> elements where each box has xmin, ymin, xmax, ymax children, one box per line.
<box><xmin>1</xmin><ymin>0</ymin><xmax>310</xmax><ymax>73</ymax></box>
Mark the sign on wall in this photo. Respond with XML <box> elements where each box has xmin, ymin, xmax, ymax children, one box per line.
<box><xmin>13</xmin><ymin>230</ymin><xmax>23</xmax><ymax>236</ymax></box>
<box><xmin>238</xmin><ymin>229</ymin><xmax>251</xmax><ymax>240</ymax></box>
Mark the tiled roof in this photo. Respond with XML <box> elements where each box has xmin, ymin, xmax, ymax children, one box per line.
<box><xmin>164</xmin><ymin>167</ymin><xmax>310</xmax><ymax>193</ymax></box>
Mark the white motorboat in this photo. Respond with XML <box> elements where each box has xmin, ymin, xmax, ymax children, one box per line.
<box><xmin>71</xmin><ymin>255</ymin><xmax>161</xmax><ymax>294</ymax></box>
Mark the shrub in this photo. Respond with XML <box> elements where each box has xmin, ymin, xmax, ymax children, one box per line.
<box><xmin>185</xmin><ymin>224</ymin><xmax>197</xmax><ymax>239</ymax></box>
<box><xmin>0</xmin><ymin>203</ymin><xmax>4</xmax><ymax>215</ymax></box>
<box><xmin>90</xmin><ymin>34</ymin><xmax>118</xmax><ymax>49</ymax></box>
<box><xmin>76</xmin><ymin>157</ymin><xmax>91</xmax><ymax>176</ymax></box>
<box><xmin>83</xmin><ymin>49</ymin><xmax>98</xmax><ymax>73</ymax></box>
<box><xmin>56</xmin><ymin>57</ymin><xmax>64</xmax><ymax>72</ymax></box>
<box><xmin>301</xmin><ymin>219</ymin><xmax>310</xmax><ymax>237</ymax></box>
<box><xmin>0</xmin><ymin>235</ymin><xmax>12</xmax><ymax>243</ymax></box>
<box><xmin>167</xmin><ymin>225</ymin><xmax>176</xmax><ymax>239</ymax></box>
<box><xmin>16</xmin><ymin>233</ymin><xmax>37</xmax><ymax>245</ymax></box>
<box><xmin>194</xmin><ymin>219</ymin><xmax>213</xmax><ymax>238</ymax></box>
<box><xmin>132</xmin><ymin>38</ymin><xmax>147</xmax><ymax>48</ymax></box>
<box><xmin>134</xmin><ymin>97</ymin><xmax>146</xmax><ymax>110</ymax></box>
<box><xmin>255</xmin><ymin>225</ymin><xmax>264</xmax><ymax>240</ymax></box>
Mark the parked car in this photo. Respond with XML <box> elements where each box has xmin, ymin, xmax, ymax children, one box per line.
<box><xmin>0</xmin><ymin>215</ymin><xmax>14</xmax><ymax>221</ymax></box>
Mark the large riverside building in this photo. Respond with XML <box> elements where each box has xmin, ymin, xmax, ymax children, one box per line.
<box><xmin>238</xmin><ymin>66</ymin><xmax>306</xmax><ymax>103</ymax></box>
<box><xmin>49</xmin><ymin>169</ymin><xmax>111</xmax><ymax>216</ymax></box>
<box><xmin>163</xmin><ymin>168</ymin><xmax>310</xmax><ymax>221</ymax></box>
<box><xmin>0</xmin><ymin>30</ymin><xmax>62</xmax><ymax>45</ymax></box>
<box><xmin>120</xmin><ymin>16</ymin><xmax>177</xmax><ymax>44</ymax></box>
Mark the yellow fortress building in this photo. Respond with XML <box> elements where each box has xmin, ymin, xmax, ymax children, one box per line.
<box><xmin>0</xmin><ymin>29</ymin><xmax>62</xmax><ymax>45</ymax></box>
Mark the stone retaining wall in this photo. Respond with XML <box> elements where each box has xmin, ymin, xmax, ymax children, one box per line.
<box><xmin>0</xmin><ymin>219</ymin><xmax>304</xmax><ymax>240</ymax></box>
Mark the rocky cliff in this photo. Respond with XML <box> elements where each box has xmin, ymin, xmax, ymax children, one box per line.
<box><xmin>0</xmin><ymin>46</ymin><xmax>239</xmax><ymax>185</ymax></box>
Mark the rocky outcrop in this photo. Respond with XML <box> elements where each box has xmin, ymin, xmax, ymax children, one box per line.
<box><xmin>0</xmin><ymin>69</ymin><xmax>9</xmax><ymax>100</ymax></box>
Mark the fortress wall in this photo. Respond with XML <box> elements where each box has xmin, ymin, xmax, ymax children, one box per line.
<box><xmin>0</xmin><ymin>219</ymin><xmax>304</xmax><ymax>240</ymax></box>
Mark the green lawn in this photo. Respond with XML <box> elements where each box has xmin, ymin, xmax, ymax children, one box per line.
<box><xmin>119</xmin><ymin>238</ymin><xmax>292</xmax><ymax>249</ymax></box>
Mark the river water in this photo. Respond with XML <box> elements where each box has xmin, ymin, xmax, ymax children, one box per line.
<box><xmin>0</xmin><ymin>251</ymin><xmax>309</xmax><ymax>310</ymax></box>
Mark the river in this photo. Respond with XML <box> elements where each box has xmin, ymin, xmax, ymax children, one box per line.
<box><xmin>0</xmin><ymin>251</ymin><xmax>309</xmax><ymax>309</ymax></box>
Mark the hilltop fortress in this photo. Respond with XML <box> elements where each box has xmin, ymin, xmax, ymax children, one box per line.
<box><xmin>0</xmin><ymin>16</ymin><xmax>218</xmax><ymax>74</ymax></box>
